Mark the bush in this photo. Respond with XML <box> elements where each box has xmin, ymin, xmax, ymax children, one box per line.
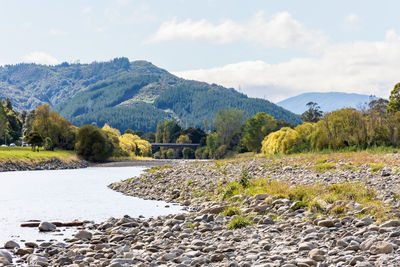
<box><xmin>75</xmin><ymin>125</ymin><xmax>114</xmax><ymax>162</ymax></box>
<box><xmin>43</xmin><ymin>137</ymin><xmax>54</xmax><ymax>151</ymax></box>
<box><xmin>182</xmin><ymin>147</ymin><xmax>195</xmax><ymax>159</ymax></box>
<box><xmin>262</xmin><ymin>127</ymin><xmax>302</xmax><ymax>155</ymax></box>
<box><xmin>215</xmin><ymin>144</ymin><xmax>227</xmax><ymax>159</ymax></box>
<box><xmin>227</xmin><ymin>215</ymin><xmax>254</xmax><ymax>230</ymax></box>
<box><xmin>166</xmin><ymin>148</ymin><xmax>175</xmax><ymax>159</ymax></box>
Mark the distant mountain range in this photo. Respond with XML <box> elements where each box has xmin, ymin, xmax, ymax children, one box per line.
<box><xmin>277</xmin><ymin>92</ymin><xmax>378</xmax><ymax>114</ymax></box>
<box><xmin>0</xmin><ymin>58</ymin><xmax>301</xmax><ymax>132</ymax></box>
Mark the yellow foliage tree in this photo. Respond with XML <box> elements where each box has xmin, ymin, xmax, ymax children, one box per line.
<box><xmin>261</xmin><ymin>127</ymin><xmax>302</xmax><ymax>155</ymax></box>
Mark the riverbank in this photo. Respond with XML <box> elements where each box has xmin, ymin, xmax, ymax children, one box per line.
<box><xmin>0</xmin><ymin>147</ymin><xmax>88</xmax><ymax>172</ymax></box>
<box><xmin>3</xmin><ymin>152</ymin><xmax>400</xmax><ymax>266</ymax></box>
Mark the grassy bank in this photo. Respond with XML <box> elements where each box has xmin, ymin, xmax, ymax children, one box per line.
<box><xmin>0</xmin><ymin>147</ymin><xmax>79</xmax><ymax>162</ymax></box>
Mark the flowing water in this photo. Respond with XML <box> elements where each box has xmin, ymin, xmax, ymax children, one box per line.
<box><xmin>0</xmin><ymin>166</ymin><xmax>182</xmax><ymax>245</ymax></box>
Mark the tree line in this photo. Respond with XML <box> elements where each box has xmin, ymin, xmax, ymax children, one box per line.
<box><xmin>262</xmin><ymin>83</ymin><xmax>400</xmax><ymax>155</ymax></box>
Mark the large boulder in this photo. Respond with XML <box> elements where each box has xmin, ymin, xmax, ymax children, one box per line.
<box><xmin>74</xmin><ymin>230</ymin><xmax>92</xmax><ymax>240</ymax></box>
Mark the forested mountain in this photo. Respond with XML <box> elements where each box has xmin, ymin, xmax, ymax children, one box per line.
<box><xmin>277</xmin><ymin>92</ymin><xmax>378</xmax><ymax>114</ymax></box>
<box><xmin>0</xmin><ymin>58</ymin><xmax>301</xmax><ymax>132</ymax></box>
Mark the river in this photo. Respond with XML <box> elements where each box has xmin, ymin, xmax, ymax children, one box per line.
<box><xmin>0</xmin><ymin>166</ymin><xmax>183</xmax><ymax>245</ymax></box>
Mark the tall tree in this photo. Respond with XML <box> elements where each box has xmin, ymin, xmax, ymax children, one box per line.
<box><xmin>301</xmin><ymin>102</ymin><xmax>323</xmax><ymax>123</ymax></box>
<box><xmin>0</xmin><ymin>103</ymin><xmax>8</xmax><ymax>144</ymax></box>
<box><xmin>242</xmin><ymin>112</ymin><xmax>277</xmax><ymax>152</ymax></box>
<box><xmin>387</xmin><ymin>83</ymin><xmax>400</xmax><ymax>115</ymax></box>
<box><xmin>214</xmin><ymin>109</ymin><xmax>245</xmax><ymax>145</ymax></box>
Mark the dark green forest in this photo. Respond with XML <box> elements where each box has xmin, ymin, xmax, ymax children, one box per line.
<box><xmin>1</xmin><ymin>58</ymin><xmax>301</xmax><ymax>132</ymax></box>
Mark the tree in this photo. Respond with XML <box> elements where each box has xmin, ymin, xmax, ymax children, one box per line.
<box><xmin>387</xmin><ymin>83</ymin><xmax>400</xmax><ymax>115</ymax></box>
<box><xmin>242</xmin><ymin>112</ymin><xmax>277</xmax><ymax>152</ymax></box>
<box><xmin>75</xmin><ymin>125</ymin><xmax>114</xmax><ymax>162</ymax></box>
<box><xmin>24</xmin><ymin>131</ymin><xmax>43</xmax><ymax>151</ymax></box>
<box><xmin>214</xmin><ymin>109</ymin><xmax>245</xmax><ymax>145</ymax></box>
<box><xmin>301</xmin><ymin>102</ymin><xmax>323</xmax><ymax>123</ymax></box>
<box><xmin>176</xmin><ymin>135</ymin><xmax>191</xmax><ymax>144</ymax></box>
<box><xmin>0</xmin><ymin>103</ymin><xmax>8</xmax><ymax>144</ymax></box>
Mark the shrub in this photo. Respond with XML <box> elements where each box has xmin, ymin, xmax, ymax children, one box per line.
<box><xmin>43</xmin><ymin>137</ymin><xmax>54</xmax><ymax>151</ymax></box>
<box><xmin>75</xmin><ymin>125</ymin><xmax>113</xmax><ymax>162</ymax></box>
<box><xmin>239</xmin><ymin>169</ymin><xmax>251</xmax><ymax>188</ymax></box>
<box><xmin>166</xmin><ymin>148</ymin><xmax>175</xmax><ymax>159</ymax></box>
<box><xmin>227</xmin><ymin>216</ymin><xmax>254</xmax><ymax>230</ymax></box>
<box><xmin>222</xmin><ymin>206</ymin><xmax>242</xmax><ymax>216</ymax></box>
<box><xmin>182</xmin><ymin>147</ymin><xmax>195</xmax><ymax>159</ymax></box>
<box><xmin>214</xmin><ymin>144</ymin><xmax>227</xmax><ymax>159</ymax></box>
<box><xmin>262</xmin><ymin>127</ymin><xmax>302</xmax><ymax>155</ymax></box>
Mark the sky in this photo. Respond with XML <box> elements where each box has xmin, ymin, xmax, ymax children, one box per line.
<box><xmin>1</xmin><ymin>0</ymin><xmax>400</xmax><ymax>102</ymax></box>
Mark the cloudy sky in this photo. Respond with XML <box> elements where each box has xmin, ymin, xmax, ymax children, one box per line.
<box><xmin>1</xmin><ymin>0</ymin><xmax>399</xmax><ymax>102</ymax></box>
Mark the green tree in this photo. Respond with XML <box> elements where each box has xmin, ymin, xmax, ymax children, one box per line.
<box><xmin>0</xmin><ymin>103</ymin><xmax>8</xmax><ymax>144</ymax></box>
<box><xmin>24</xmin><ymin>131</ymin><xmax>43</xmax><ymax>151</ymax></box>
<box><xmin>242</xmin><ymin>112</ymin><xmax>277</xmax><ymax>152</ymax></box>
<box><xmin>387</xmin><ymin>83</ymin><xmax>400</xmax><ymax>115</ymax></box>
<box><xmin>301</xmin><ymin>102</ymin><xmax>323</xmax><ymax>123</ymax></box>
<box><xmin>75</xmin><ymin>125</ymin><xmax>114</xmax><ymax>162</ymax></box>
<box><xmin>214</xmin><ymin>109</ymin><xmax>245</xmax><ymax>145</ymax></box>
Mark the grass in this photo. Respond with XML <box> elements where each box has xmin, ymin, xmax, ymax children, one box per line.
<box><xmin>369</xmin><ymin>163</ymin><xmax>384</xmax><ymax>173</ymax></box>
<box><xmin>109</xmin><ymin>155</ymin><xmax>153</xmax><ymax>161</ymax></box>
<box><xmin>222</xmin><ymin>206</ymin><xmax>242</xmax><ymax>216</ymax></box>
<box><xmin>145</xmin><ymin>165</ymin><xmax>173</xmax><ymax>173</ymax></box>
<box><xmin>227</xmin><ymin>215</ymin><xmax>254</xmax><ymax>230</ymax></box>
<box><xmin>0</xmin><ymin>147</ymin><xmax>77</xmax><ymax>162</ymax></box>
<box><xmin>218</xmin><ymin>176</ymin><xmax>390</xmax><ymax>222</ymax></box>
<box><xmin>315</xmin><ymin>162</ymin><xmax>336</xmax><ymax>172</ymax></box>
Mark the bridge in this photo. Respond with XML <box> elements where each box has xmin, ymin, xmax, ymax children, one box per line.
<box><xmin>150</xmin><ymin>143</ymin><xmax>200</xmax><ymax>149</ymax></box>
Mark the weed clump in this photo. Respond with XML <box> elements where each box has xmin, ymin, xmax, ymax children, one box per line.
<box><xmin>227</xmin><ymin>216</ymin><xmax>254</xmax><ymax>230</ymax></box>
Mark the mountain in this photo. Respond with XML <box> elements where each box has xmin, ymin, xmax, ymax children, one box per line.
<box><xmin>277</xmin><ymin>92</ymin><xmax>378</xmax><ymax>114</ymax></box>
<box><xmin>0</xmin><ymin>58</ymin><xmax>301</xmax><ymax>132</ymax></box>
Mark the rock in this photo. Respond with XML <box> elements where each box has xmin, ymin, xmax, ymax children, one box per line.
<box><xmin>379</xmin><ymin>220</ymin><xmax>400</xmax><ymax>228</ymax></box>
<box><xmin>308</xmin><ymin>249</ymin><xmax>325</xmax><ymax>261</ymax></box>
<box><xmin>27</xmin><ymin>255</ymin><xmax>49</xmax><ymax>266</ymax></box>
<box><xmin>15</xmin><ymin>247</ymin><xmax>33</xmax><ymax>256</ymax></box>
<box><xmin>74</xmin><ymin>230</ymin><xmax>92</xmax><ymax>240</ymax></box>
<box><xmin>4</xmin><ymin>240</ymin><xmax>19</xmax><ymax>249</ymax></box>
<box><xmin>254</xmin><ymin>193</ymin><xmax>269</xmax><ymax>200</ymax></box>
<box><xmin>25</xmin><ymin>242</ymin><xmax>39</xmax><ymax>248</ymax></box>
<box><xmin>38</xmin><ymin>221</ymin><xmax>56</xmax><ymax>232</ymax></box>
<box><xmin>317</xmin><ymin>219</ymin><xmax>335</xmax><ymax>227</ymax></box>
<box><xmin>210</xmin><ymin>253</ymin><xmax>224</xmax><ymax>262</ymax></box>
<box><xmin>0</xmin><ymin>250</ymin><xmax>12</xmax><ymax>263</ymax></box>
<box><xmin>369</xmin><ymin>241</ymin><xmax>393</xmax><ymax>254</ymax></box>
<box><xmin>360</xmin><ymin>237</ymin><xmax>376</xmax><ymax>251</ymax></box>
<box><xmin>350</xmin><ymin>256</ymin><xmax>365</xmax><ymax>265</ymax></box>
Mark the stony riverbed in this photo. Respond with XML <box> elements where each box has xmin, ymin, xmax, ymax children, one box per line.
<box><xmin>2</xmin><ymin>155</ymin><xmax>400</xmax><ymax>266</ymax></box>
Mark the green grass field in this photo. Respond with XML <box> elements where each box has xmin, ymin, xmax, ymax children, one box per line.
<box><xmin>0</xmin><ymin>147</ymin><xmax>78</xmax><ymax>161</ymax></box>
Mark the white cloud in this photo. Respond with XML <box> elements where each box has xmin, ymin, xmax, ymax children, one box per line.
<box><xmin>343</xmin><ymin>13</ymin><xmax>361</xmax><ymax>31</ymax></box>
<box><xmin>148</xmin><ymin>11</ymin><xmax>327</xmax><ymax>49</ymax></box>
<box><xmin>174</xmin><ymin>30</ymin><xmax>400</xmax><ymax>102</ymax></box>
<box><xmin>81</xmin><ymin>6</ymin><xmax>92</xmax><ymax>14</ymax></box>
<box><xmin>49</xmin><ymin>29</ymin><xmax>68</xmax><ymax>36</ymax></box>
<box><xmin>23</xmin><ymin>52</ymin><xmax>59</xmax><ymax>65</ymax></box>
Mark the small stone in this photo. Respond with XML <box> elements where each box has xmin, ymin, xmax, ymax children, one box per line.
<box><xmin>39</xmin><ymin>221</ymin><xmax>57</xmax><ymax>232</ymax></box>
<box><xmin>369</xmin><ymin>241</ymin><xmax>393</xmax><ymax>254</ymax></box>
<box><xmin>0</xmin><ymin>250</ymin><xmax>12</xmax><ymax>263</ymax></box>
<box><xmin>317</xmin><ymin>219</ymin><xmax>335</xmax><ymax>227</ymax></box>
<box><xmin>308</xmin><ymin>249</ymin><xmax>325</xmax><ymax>261</ymax></box>
<box><xmin>210</xmin><ymin>253</ymin><xmax>224</xmax><ymax>262</ymax></box>
<box><xmin>379</xmin><ymin>220</ymin><xmax>400</xmax><ymax>228</ymax></box>
<box><xmin>4</xmin><ymin>240</ymin><xmax>19</xmax><ymax>249</ymax></box>
<box><xmin>74</xmin><ymin>230</ymin><xmax>92</xmax><ymax>240</ymax></box>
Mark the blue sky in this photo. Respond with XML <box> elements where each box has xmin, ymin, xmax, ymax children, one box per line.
<box><xmin>1</xmin><ymin>0</ymin><xmax>399</xmax><ymax>101</ymax></box>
